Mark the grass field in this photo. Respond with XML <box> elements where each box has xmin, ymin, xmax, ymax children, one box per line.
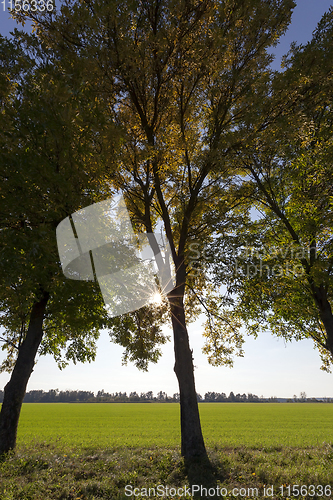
<box><xmin>16</xmin><ymin>402</ymin><xmax>333</xmax><ymax>448</ymax></box>
<box><xmin>1</xmin><ymin>403</ymin><xmax>333</xmax><ymax>499</ymax></box>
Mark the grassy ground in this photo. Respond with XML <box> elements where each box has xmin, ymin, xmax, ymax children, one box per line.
<box><xmin>1</xmin><ymin>442</ymin><xmax>333</xmax><ymax>499</ymax></box>
<box><xmin>16</xmin><ymin>403</ymin><xmax>333</xmax><ymax>448</ymax></box>
<box><xmin>1</xmin><ymin>403</ymin><xmax>333</xmax><ymax>499</ymax></box>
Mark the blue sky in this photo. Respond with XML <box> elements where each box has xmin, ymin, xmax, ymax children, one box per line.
<box><xmin>1</xmin><ymin>1</ymin><xmax>333</xmax><ymax>399</ymax></box>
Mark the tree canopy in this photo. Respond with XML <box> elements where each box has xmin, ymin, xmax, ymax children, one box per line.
<box><xmin>0</xmin><ymin>33</ymin><xmax>112</xmax><ymax>371</ymax></box>
<box><xmin>13</xmin><ymin>0</ymin><xmax>299</xmax><ymax>464</ymax></box>
<box><xmin>204</xmin><ymin>9</ymin><xmax>333</xmax><ymax>371</ymax></box>
<box><xmin>0</xmin><ymin>32</ymin><xmax>123</xmax><ymax>454</ymax></box>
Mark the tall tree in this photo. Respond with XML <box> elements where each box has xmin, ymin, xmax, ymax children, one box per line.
<box><xmin>204</xmin><ymin>9</ymin><xmax>333</xmax><ymax>371</ymax></box>
<box><xmin>19</xmin><ymin>0</ymin><xmax>296</xmax><ymax>463</ymax></box>
<box><xmin>0</xmin><ymin>32</ymin><xmax>121</xmax><ymax>455</ymax></box>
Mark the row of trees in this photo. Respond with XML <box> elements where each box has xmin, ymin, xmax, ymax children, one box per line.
<box><xmin>1</xmin><ymin>388</ymin><xmax>330</xmax><ymax>403</ymax></box>
<box><xmin>0</xmin><ymin>1</ymin><xmax>332</xmax><ymax>478</ymax></box>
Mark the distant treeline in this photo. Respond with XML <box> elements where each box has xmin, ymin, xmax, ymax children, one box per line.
<box><xmin>0</xmin><ymin>389</ymin><xmax>331</xmax><ymax>403</ymax></box>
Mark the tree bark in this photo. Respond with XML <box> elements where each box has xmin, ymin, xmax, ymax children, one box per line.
<box><xmin>147</xmin><ymin>225</ymin><xmax>208</xmax><ymax>461</ymax></box>
<box><xmin>0</xmin><ymin>290</ymin><xmax>49</xmax><ymax>456</ymax></box>
<box><xmin>168</xmin><ymin>287</ymin><xmax>207</xmax><ymax>460</ymax></box>
<box><xmin>312</xmin><ymin>285</ymin><xmax>333</xmax><ymax>356</ymax></box>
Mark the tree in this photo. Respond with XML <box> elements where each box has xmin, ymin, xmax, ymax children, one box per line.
<box><xmin>17</xmin><ymin>0</ymin><xmax>296</xmax><ymax>464</ymax></box>
<box><xmin>206</xmin><ymin>10</ymin><xmax>333</xmax><ymax>372</ymax></box>
<box><xmin>0</xmin><ymin>32</ymin><xmax>124</xmax><ymax>454</ymax></box>
<box><xmin>300</xmin><ymin>392</ymin><xmax>307</xmax><ymax>402</ymax></box>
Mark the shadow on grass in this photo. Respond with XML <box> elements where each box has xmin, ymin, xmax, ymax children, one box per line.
<box><xmin>0</xmin><ymin>449</ymin><xmax>15</xmax><ymax>463</ymax></box>
<box><xmin>184</xmin><ymin>453</ymin><xmax>227</xmax><ymax>499</ymax></box>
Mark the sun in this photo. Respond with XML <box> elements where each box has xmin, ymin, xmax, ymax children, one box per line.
<box><xmin>150</xmin><ymin>292</ymin><xmax>163</xmax><ymax>306</ymax></box>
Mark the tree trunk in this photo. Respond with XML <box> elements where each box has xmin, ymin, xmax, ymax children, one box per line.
<box><xmin>168</xmin><ymin>291</ymin><xmax>207</xmax><ymax>460</ymax></box>
<box><xmin>0</xmin><ymin>290</ymin><xmax>49</xmax><ymax>456</ymax></box>
<box><xmin>313</xmin><ymin>285</ymin><xmax>333</xmax><ymax>356</ymax></box>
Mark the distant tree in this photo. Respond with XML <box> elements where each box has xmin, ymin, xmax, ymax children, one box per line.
<box><xmin>300</xmin><ymin>392</ymin><xmax>307</xmax><ymax>402</ymax></box>
<box><xmin>216</xmin><ymin>393</ymin><xmax>227</xmax><ymax>402</ymax></box>
<box><xmin>129</xmin><ymin>391</ymin><xmax>140</xmax><ymax>401</ymax></box>
<box><xmin>204</xmin><ymin>392</ymin><xmax>216</xmax><ymax>402</ymax></box>
<box><xmin>146</xmin><ymin>391</ymin><xmax>153</xmax><ymax>401</ymax></box>
<box><xmin>157</xmin><ymin>391</ymin><xmax>166</xmax><ymax>401</ymax></box>
<box><xmin>247</xmin><ymin>393</ymin><xmax>259</xmax><ymax>402</ymax></box>
<box><xmin>228</xmin><ymin>392</ymin><xmax>236</xmax><ymax>402</ymax></box>
<box><xmin>23</xmin><ymin>390</ymin><xmax>44</xmax><ymax>403</ymax></box>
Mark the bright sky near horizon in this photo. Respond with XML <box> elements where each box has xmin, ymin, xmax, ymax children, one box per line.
<box><xmin>1</xmin><ymin>1</ymin><xmax>333</xmax><ymax>399</ymax></box>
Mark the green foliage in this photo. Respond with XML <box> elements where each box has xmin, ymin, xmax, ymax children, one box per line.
<box><xmin>0</xmin><ymin>31</ymin><xmax>120</xmax><ymax>372</ymax></box>
<box><xmin>109</xmin><ymin>301</ymin><xmax>170</xmax><ymax>371</ymax></box>
<box><xmin>4</xmin><ymin>1</ymin><xmax>332</xmax><ymax>381</ymax></box>
<box><xmin>203</xmin><ymin>9</ymin><xmax>333</xmax><ymax>371</ymax></box>
<box><xmin>15</xmin><ymin>0</ymin><xmax>298</xmax><ymax>370</ymax></box>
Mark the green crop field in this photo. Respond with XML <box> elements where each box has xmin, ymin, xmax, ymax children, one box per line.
<box><xmin>2</xmin><ymin>403</ymin><xmax>333</xmax><ymax>500</ymax></box>
<box><xmin>15</xmin><ymin>402</ymin><xmax>333</xmax><ymax>449</ymax></box>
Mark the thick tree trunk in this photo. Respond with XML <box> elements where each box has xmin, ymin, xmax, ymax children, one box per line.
<box><xmin>147</xmin><ymin>226</ymin><xmax>208</xmax><ymax>461</ymax></box>
<box><xmin>322</xmin><ymin>309</ymin><xmax>333</xmax><ymax>355</ymax></box>
<box><xmin>0</xmin><ymin>291</ymin><xmax>49</xmax><ymax>456</ymax></box>
<box><xmin>168</xmin><ymin>292</ymin><xmax>207</xmax><ymax>460</ymax></box>
<box><xmin>313</xmin><ymin>286</ymin><xmax>333</xmax><ymax>356</ymax></box>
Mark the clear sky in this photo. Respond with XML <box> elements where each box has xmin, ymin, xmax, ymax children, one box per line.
<box><xmin>1</xmin><ymin>1</ymin><xmax>333</xmax><ymax>399</ymax></box>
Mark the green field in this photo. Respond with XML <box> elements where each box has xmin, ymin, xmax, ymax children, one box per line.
<box><xmin>2</xmin><ymin>403</ymin><xmax>333</xmax><ymax>499</ymax></box>
<box><xmin>16</xmin><ymin>402</ymin><xmax>333</xmax><ymax>449</ymax></box>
